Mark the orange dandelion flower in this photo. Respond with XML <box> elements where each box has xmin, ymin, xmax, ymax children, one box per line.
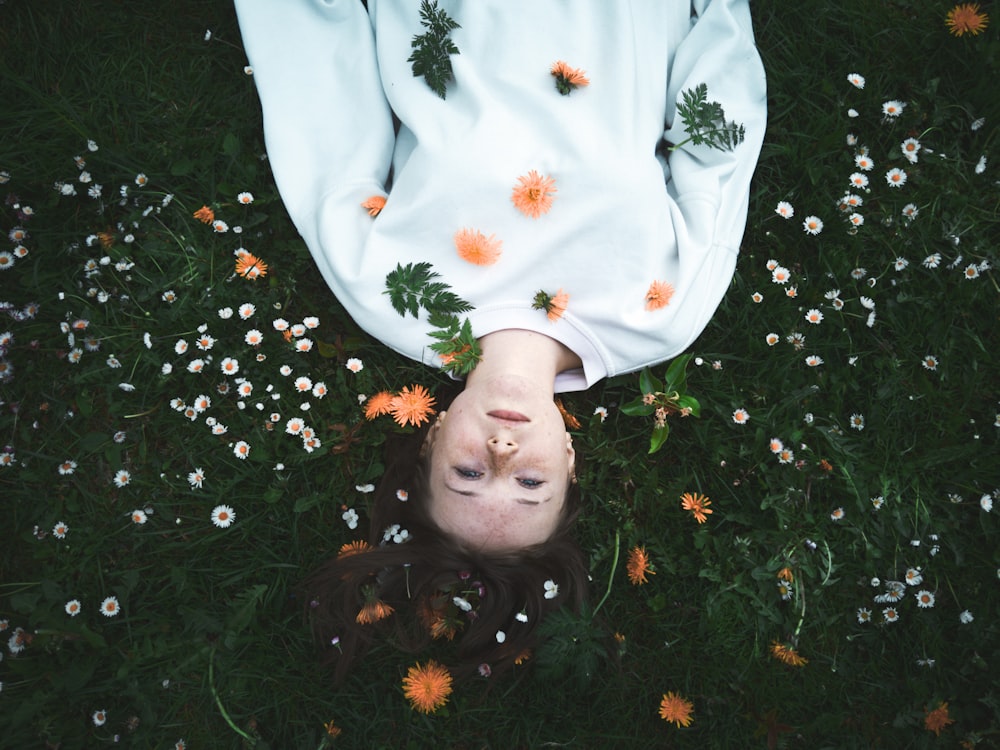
<box><xmin>356</xmin><ymin>598</ymin><xmax>395</xmax><ymax>625</ymax></box>
<box><xmin>323</xmin><ymin>720</ymin><xmax>342</xmax><ymax>738</ymax></box>
<box><xmin>555</xmin><ymin>398</ymin><xmax>581</xmax><ymax>430</ymax></box>
<box><xmin>389</xmin><ymin>384</ymin><xmax>436</xmax><ymax>427</ymax></box>
<box><xmin>511</xmin><ymin>170</ymin><xmax>557</xmax><ymax>218</ymax></box>
<box><xmin>364</xmin><ymin>391</ymin><xmax>395</xmax><ymax>420</ymax></box>
<box><xmin>429</xmin><ymin>618</ymin><xmax>458</xmax><ymax>641</ymax></box>
<box><xmin>532</xmin><ymin>288</ymin><xmax>569</xmax><ymax>322</ymax></box>
<box><xmin>337</xmin><ymin>540</ymin><xmax>372</xmax><ymax>559</ymax></box>
<box><xmin>439</xmin><ymin>342</ymin><xmax>472</xmax><ymax>367</ymax></box>
<box><xmin>402</xmin><ymin>660</ymin><xmax>453</xmax><ymax>714</ymax></box>
<box><xmin>658</xmin><ymin>691</ymin><xmax>694</xmax><ymax>728</ymax></box>
<box><xmin>770</xmin><ymin>640</ymin><xmax>808</xmax><ymax>667</ymax></box>
<box><xmin>454</xmin><ymin>227</ymin><xmax>503</xmax><ymax>266</ymax></box>
<box><xmin>946</xmin><ymin>3</ymin><xmax>989</xmax><ymax>35</ymax></box>
<box><xmin>417</xmin><ymin>597</ymin><xmax>459</xmax><ymax>641</ymax></box>
<box><xmin>818</xmin><ymin>458</ymin><xmax>833</xmax><ymax>472</ymax></box>
<box><xmin>361</xmin><ymin>195</ymin><xmax>387</xmax><ymax>217</ymax></box>
<box><xmin>235</xmin><ymin>251</ymin><xmax>268</xmax><ymax>280</ymax></box>
<box><xmin>680</xmin><ymin>492</ymin><xmax>713</xmax><ymax>523</ymax></box>
<box><xmin>627</xmin><ymin>545</ymin><xmax>656</xmax><ymax>585</ymax></box>
<box><xmin>548</xmin><ymin>289</ymin><xmax>569</xmax><ymax>322</ymax></box>
<box><xmin>644</xmin><ymin>280</ymin><xmax>675</xmax><ymax>311</ymax></box>
<box><xmin>776</xmin><ymin>567</ymin><xmax>794</xmax><ymax>583</ymax></box>
<box><xmin>924</xmin><ymin>701</ymin><xmax>955</xmax><ymax>736</ymax></box>
<box><xmin>193</xmin><ymin>205</ymin><xmax>215</xmax><ymax>224</ymax></box>
<box><xmin>550</xmin><ymin>60</ymin><xmax>590</xmax><ymax>95</ymax></box>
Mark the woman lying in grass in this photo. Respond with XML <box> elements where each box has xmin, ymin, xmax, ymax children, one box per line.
<box><xmin>235</xmin><ymin>0</ymin><xmax>766</xmax><ymax>681</ymax></box>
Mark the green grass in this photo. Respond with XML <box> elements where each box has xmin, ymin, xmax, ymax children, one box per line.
<box><xmin>2</xmin><ymin>1</ymin><xmax>998</xmax><ymax>748</ymax></box>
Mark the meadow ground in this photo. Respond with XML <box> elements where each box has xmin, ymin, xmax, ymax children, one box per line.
<box><xmin>1</xmin><ymin>1</ymin><xmax>998</xmax><ymax>748</ymax></box>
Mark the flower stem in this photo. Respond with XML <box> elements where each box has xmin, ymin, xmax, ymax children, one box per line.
<box><xmin>209</xmin><ymin>648</ymin><xmax>255</xmax><ymax>743</ymax></box>
<box><xmin>592</xmin><ymin>531</ymin><xmax>621</xmax><ymax>616</ymax></box>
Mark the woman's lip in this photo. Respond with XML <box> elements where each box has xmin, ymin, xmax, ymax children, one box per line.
<box><xmin>488</xmin><ymin>410</ymin><xmax>530</xmax><ymax>422</ymax></box>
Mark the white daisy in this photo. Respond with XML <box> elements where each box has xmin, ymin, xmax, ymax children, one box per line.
<box><xmin>188</xmin><ymin>468</ymin><xmax>206</xmax><ymax>489</ymax></box>
<box><xmin>211</xmin><ymin>504</ymin><xmax>236</xmax><ymax>528</ymax></box>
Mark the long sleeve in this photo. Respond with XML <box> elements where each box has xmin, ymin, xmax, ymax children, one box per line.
<box><xmin>662</xmin><ymin>0</ymin><xmax>766</xmax><ymax>312</ymax></box>
<box><xmin>234</xmin><ymin>0</ymin><xmax>395</xmax><ymax>273</ymax></box>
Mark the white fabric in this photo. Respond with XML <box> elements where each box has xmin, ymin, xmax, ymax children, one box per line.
<box><xmin>235</xmin><ymin>0</ymin><xmax>766</xmax><ymax>392</ymax></box>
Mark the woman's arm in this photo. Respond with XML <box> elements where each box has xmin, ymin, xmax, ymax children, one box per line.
<box><xmin>234</xmin><ymin>0</ymin><xmax>394</xmax><ymax>243</ymax></box>
<box><xmin>663</xmin><ymin>0</ymin><xmax>767</xmax><ymax>258</ymax></box>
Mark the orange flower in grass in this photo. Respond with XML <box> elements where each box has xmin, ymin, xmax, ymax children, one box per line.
<box><xmin>680</xmin><ymin>492</ymin><xmax>713</xmax><ymax>523</ymax></box>
<box><xmin>454</xmin><ymin>227</ymin><xmax>502</xmax><ymax>266</ymax></box>
<box><xmin>364</xmin><ymin>390</ymin><xmax>395</xmax><ymax>420</ymax></box>
<box><xmin>193</xmin><ymin>205</ymin><xmax>215</xmax><ymax>224</ymax></box>
<box><xmin>361</xmin><ymin>194</ymin><xmax>387</xmax><ymax>217</ymax></box>
<box><xmin>658</xmin><ymin>691</ymin><xmax>694</xmax><ymax>727</ymax></box>
<box><xmin>511</xmin><ymin>170</ymin><xmax>557</xmax><ymax>218</ymax></box>
<box><xmin>417</xmin><ymin>596</ymin><xmax>459</xmax><ymax>641</ymax></box>
<box><xmin>356</xmin><ymin>586</ymin><xmax>395</xmax><ymax>625</ymax></box>
<box><xmin>946</xmin><ymin>3</ymin><xmax>989</xmax><ymax>36</ymax></box>
<box><xmin>626</xmin><ymin>545</ymin><xmax>655</xmax><ymax>585</ymax></box>
<box><xmin>389</xmin><ymin>384</ymin><xmax>436</xmax><ymax>427</ymax></box>
<box><xmin>550</xmin><ymin>60</ymin><xmax>590</xmax><ymax>95</ymax></box>
<box><xmin>402</xmin><ymin>660</ymin><xmax>453</xmax><ymax>714</ymax></box>
<box><xmin>555</xmin><ymin>398</ymin><xmax>581</xmax><ymax>429</ymax></box>
<box><xmin>645</xmin><ymin>280</ymin><xmax>675</xmax><ymax>311</ymax></box>
<box><xmin>924</xmin><ymin>701</ymin><xmax>954</xmax><ymax>736</ymax></box>
<box><xmin>234</xmin><ymin>251</ymin><xmax>268</xmax><ymax>280</ymax></box>
<box><xmin>337</xmin><ymin>540</ymin><xmax>372</xmax><ymax>559</ymax></box>
<box><xmin>323</xmin><ymin>720</ymin><xmax>342</xmax><ymax>738</ymax></box>
<box><xmin>532</xmin><ymin>288</ymin><xmax>569</xmax><ymax>322</ymax></box>
<box><xmin>770</xmin><ymin>640</ymin><xmax>808</xmax><ymax>667</ymax></box>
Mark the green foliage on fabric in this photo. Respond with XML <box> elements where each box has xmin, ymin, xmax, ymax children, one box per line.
<box><xmin>408</xmin><ymin>0</ymin><xmax>461</xmax><ymax>99</ymax></box>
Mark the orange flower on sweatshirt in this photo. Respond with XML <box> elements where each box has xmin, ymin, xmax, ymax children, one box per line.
<box><xmin>511</xmin><ymin>170</ymin><xmax>557</xmax><ymax>218</ymax></box>
<box><xmin>454</xmin><ymin>228</ymin><xmax>502</xmax><ymax>266</ymax></box>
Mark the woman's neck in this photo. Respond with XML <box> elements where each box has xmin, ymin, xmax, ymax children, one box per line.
<box><xmin>467</xmin><ymin>329</ymin><xmax>582</xmax><ymax>392</ymax></box>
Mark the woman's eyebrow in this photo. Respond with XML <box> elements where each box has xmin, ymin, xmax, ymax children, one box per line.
<box><xmin>444</xmin><ymin>483</ymin><xmax>548</xmax><ymax>506</ymax></box>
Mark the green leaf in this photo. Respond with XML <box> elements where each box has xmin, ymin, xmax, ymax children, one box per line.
<box><xmin>664</xmin><ymin>353</ymin><xmax>691</xmax><ymax>392</ymax></box>
<box><xmin>638</xmin><ymin>367</ymin><xmax>661</xmax><ymax>396</ymax></box>
<box><xmin>678</xmin><ymin>394</ymin><xmax>701</xmax><ymax>417</ymax></box>
<box><xmin>648</xmin><ymin>424</ymin><xmax>669</xmax><ymax>454</ymax></box>
<box><xmin>408</xmin><ymin>0</ymin><xmax>461</xmax><ymax>99</ymax></box>
<box><xmin>171</xmin><ymin>157</ymin><xmax>195</xmax><ymax>176</ymax></box>
<box><xmin>225</xmin><ymin>584</ymin><xmax>268</xmax><ymax>634</ymax></box>
<box><xmin>222</xmin><ymin>132</ymin><xmax>240</xmax><ymax>157</ymax></box>
<box><xmin>292</xmin><ymin>492</ymin><xmax>322</xmax><ymax>512</ymax></box>
<box><xmin>673</xmin><ymin>83</ymin><xmax>746</xmax><ymax>152</ymax></box>
<box><xmin>620</xmin><ymin>398</ymin><xmax>654</xmax><ymax>417</ymax></box>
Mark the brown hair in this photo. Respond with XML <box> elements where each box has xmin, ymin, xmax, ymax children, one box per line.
<box><xmin>301</xmin><ymin>412</ymin><xmax>588</xmax><ymax>684</ymax></box>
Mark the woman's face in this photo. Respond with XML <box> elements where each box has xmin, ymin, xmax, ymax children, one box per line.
<box><xmin>423</xmin><ymin>380</ymin><xmax>575</xmax><ymax>552</ymax></box>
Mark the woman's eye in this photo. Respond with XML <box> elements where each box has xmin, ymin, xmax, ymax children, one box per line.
<box><xmin>455</xmin><ymin>468</ymin><xmax>481</xmax><ymax>479</ymax></box>
<box><xmin>518</xmin><ymin>478</ymin><xmax>544</xmax><ymax>488</ymax></box>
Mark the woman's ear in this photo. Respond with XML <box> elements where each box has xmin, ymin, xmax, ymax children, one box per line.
<box><xmin>566</xmin><ymin>432</ymin><xmax>576</xmax><ymax>481</ymax></box>
<box><xmin>420</xmin><ymin>411</ymin><xmax>446</xmax><ymax>457</ymax></box>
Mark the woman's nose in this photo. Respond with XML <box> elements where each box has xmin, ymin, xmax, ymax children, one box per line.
<box><xmin>487</xmin><ymin>435</ymin><xmax>518</xmax><ymax>456</ymax></box>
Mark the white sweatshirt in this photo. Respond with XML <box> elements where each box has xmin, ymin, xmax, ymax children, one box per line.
<box><xmin>235</xmin><ymin>0</ymin><xmax>766</xmax><ymax>392</ymax></box>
